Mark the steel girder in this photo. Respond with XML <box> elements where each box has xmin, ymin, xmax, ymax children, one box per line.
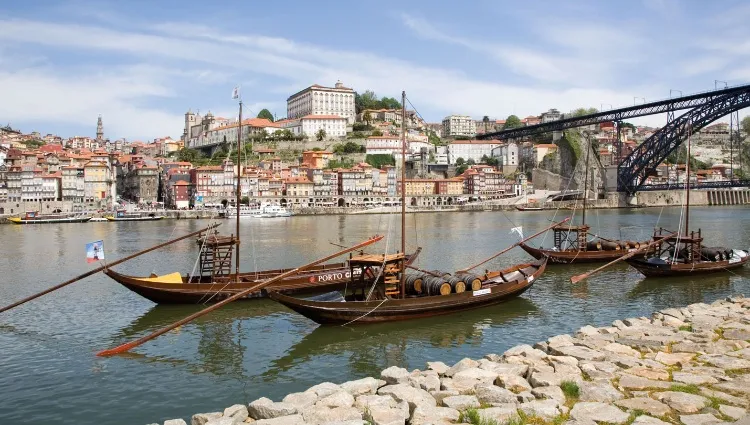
<box><xmin>617</xmin><ymin>90</ymin><xmax>750</xmax><ymax>194</ymax></box>
<box><xmin>638</xmin><ymin>180</ymin><xmax>750</xmax><ymax>191</ymax></box>
<box><xmin>477</xmin><ymin>84</ymin><xmax>750</xmax><ymax>140</ymax></box>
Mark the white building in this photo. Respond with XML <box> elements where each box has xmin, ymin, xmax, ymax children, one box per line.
<box><xmin>492</xmin><ymin>142</ymin><xmax>519</xmax><ymax>167</ymax></box>
<box><xmin>365</xmin><ymin>136</ymin><xmax>431</xmax><ymax>158</ymax></box>
<box><xmin>187</xmin><ymin>117</ymin><xmax>279</xmax><ymax>149</ymax></box>
<box><xmin>540</xmin><ymin>109</ymin><xmax>562</xmax><ymax>123</ymax></box>
<box><xmin>279</xmin><ymin>115</ymin><xmax>348</xmax><ymax>139</ymax></box>
<box><xmin>448</xmin><ymin>140</ymin><xmax>501</xmax><ymax>164</ymax></box>
<box><xmin>287</xmin><ymin>81</ymin><xmax>356</xmax><ymax>124</ymax></box>
<box><xmin>442</xmin><ymin>115</ymin><xmax>476</xmax><ymax>138</ymax></box>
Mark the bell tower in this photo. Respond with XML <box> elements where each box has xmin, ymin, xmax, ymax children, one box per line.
<box><xmin>96</xmin><ymin>115</ymin><xmax>104</xmax><ymax>140</ymax></box>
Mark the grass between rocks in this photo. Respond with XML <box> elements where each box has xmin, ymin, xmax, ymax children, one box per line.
<box><xmin>560</xmin><ymin>380</ymin><xmax>580</xmax><ymax>403</ymax></box>
<box><xmin>713</xmin><ymin>328</ymin><xmax>725</xmax><ymax>341</ymax></box>
<box><xmin>678</xmin><ymin>324</ymin><xmax>693</xmax><ymax>332</ymax></box>
<box><xmin>704</xmin><ymin>396</ymin><xmax>722</xmax><ymax>410</ymax></box>
<box><xmin>669</xmin><ymin>384</ymin><xmax>701</xmax><ymax>394</ymax></box>
<box><xmin>460</xmin><ymin>408</ymin><xmax>569</xmax><ymax>425</ymax></box>
<box><xmin>724</xmin><ymin>367</ymin><xmax>750</xmax><ymax>377</ymax></box>
<box><xmin>624</xmin><ymin>409</ymin><xmax>647</xmax><ymax>425</ymax></box>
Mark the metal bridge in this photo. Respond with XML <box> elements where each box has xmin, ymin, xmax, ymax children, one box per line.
<box><xmin>476</xmin><ymin>83</ymin><xmax>750</xmax><ymax>194</ymax></box>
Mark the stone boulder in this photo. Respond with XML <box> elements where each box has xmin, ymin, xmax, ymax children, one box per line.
<box><xmin>678</xmin><ymin>414</ymin><xmax>724</xmax><ymax>425</ymax></box>
<box><xmin>426</xmin><ymin>361</ymin><xmax>449</xmax><ymax>375</ymax></box>
<box><xmin>617</xmin><ymin>375</ymin><xmax>671</xmax><ymax>390</ymax></box>
<box><xmin>191</xmin><ymin>412</ymin><xmax>222</xmax><ymax>425</ymax></box>
<box><xmin>165</xmin><ymin>420</ymin><xmax>188</xmax><ymax>425</ymax></box>
<box><xmin>450</xmin><ymin>368</ymin><xmax>498</xmax><ymax>393</ymax></box>
<box><xmin>654</xmin><ymin>352</ymin><xmax>695</xmax><ymax>366</ymax></box>
<box><xmin>549</xmin><ymin>345</ymin><xmax>606</xmax><ymax>361</ymax></box>
<box><xmin>204</xmin><ymin>418</ymin><xmax>234</xmax><ymax>425</ymax></box>
<box><xmin>569</xmin><ymin>402</ymin><xmax>629</xmax><ymax>424</ymax></box>
<box><xmin>341</xmin><ymin>377</ymin><xmax>382</xmax><ymax>396</ymax></box>
<box><xmin>532</xmin><ymin>386</ymin><xmax>566</xmax><ymax>404</ymax></box>
<box><xmin>614</xmin><ymin>398</ymin><xmax>671</xmax><ymax>417</ymax></box>
<box><xmin>301</xmin><ymin>406</ymin><xmax>362</xmax><ymax>425</ymax></box>
<box><xmin>496</xmin><ymin>374</ymin><xmax>532</xmax><ymax>393</ymax></box>
<box><xmin>442</xmin><ymin>395</ymin><xmax>479</xmax><ymax>410</ymax></box>
<box><xmin>654</xmin><ymin>391</ymin><xmax>709</xmax><ymax>414</ymax></box>
<box><xmin>381</xmin><ymin>366</ymin><xmax>410</xmax><ymax>385</ymax></box>
<box><xmin>254</xmin><ymin>414</ymin><xmax>305</xmax><ymax>425</ymax></box>
<box><xmin>409</xmin><ymin>405</ymin><xmax>459</xmax><ymax>425</ymax></box>
<box><xmin>445</xmin><ymin>358</ymin><xmax>479</xmax><ymax>377</ymax></box>
<box><xmin>248</xmin><ymin>398</ymin><xmax>298</xmax><ymax>420</ymax></box>
<box><xmin>282</xmin><ymin>392</ymin><xmax>318</xmax><ymax>410</ymax></box>
<box><xmin>306</xmin><ymin>382</ymin><xmax>343</xmax><ymax>398</ymax></box>
<box><xmin>315</xmin><ymin>391</ymin><xmax>355</xmax><ymax>409</ymax></box>
<box><xmin>378</xmin><ymin>384</ymin><xmax>436</xmax><ymax>413</ymax></box>
<box><xmin>578</xmin><ymin>381</ymin><xmax>623</xmax><ymax>403</ymax></box>
<box><xmin>518</xmin><ymin>399</ymin><xmax>563</xmax><ymax>420</ymax></box>
<box><xmin>475</xmin><ymin>384</ymin><xmax>518</xmax><ymax>406</ymax></box>
<box><xmin>473</xmin><ymin>407</ymin><xmax>520</xmax><ymax>424</ymax></box>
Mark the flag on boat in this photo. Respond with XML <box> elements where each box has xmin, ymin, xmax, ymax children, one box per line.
<box><xmin>231</xmin><ymin>86</ymin><xmax>240</xmax><ymax>100</ymax></box>
<box><xmin>86</xmin><ymin>240</ymin><xmax>104</xmax><ymax>263</ymax></box>
<box><xmin>510</xmin><ymin>226</ymin><xmax>524</xmax><ymax>239</ymax></box>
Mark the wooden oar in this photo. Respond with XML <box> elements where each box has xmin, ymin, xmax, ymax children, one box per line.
<box><xmin>96</xmin><ymin>235</ymin><xmax>384</xmax><ymax>356</ymax></box>
<box><xmin>0</xmin><ymin>223</ymin><xmax>222</xmax><ymax>314</ymax></box>
<box><xmin>457</xmin><ymin>217</ymin><xmax>572</xmax><ymax>273</ymax></box>
<box><xmin>570</xmin><ymin>232</ymin><xmax>676</xmax><ymax>284</ymax></box>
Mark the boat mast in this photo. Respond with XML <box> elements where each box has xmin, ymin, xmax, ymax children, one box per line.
<box><xmin>582</xmin><ymin>133</ymin><xmax>590</xmax><ymax>227</ymax></box>
<box><xmin>684</xmin><ymin>125</ymin><xmax>691</xmax><ymax>237</ymax></box>
<box><xmin>400</xmin><ymin>90</ymin><xmax>407</xmax><ymax>298</ymax></box>
<box><xmin>235</xmin><ymin>99</ymin><xmax>243</xmax><ymax>281</ymax></box>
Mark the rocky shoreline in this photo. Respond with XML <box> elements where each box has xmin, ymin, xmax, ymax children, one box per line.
<box><xmin>155</xmin><ymin>296</ymin><xmax>750</xmax><ymax>425</ymax></box>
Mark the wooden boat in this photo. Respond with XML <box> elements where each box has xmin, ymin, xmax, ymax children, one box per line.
<box><xmin>625</xmin><ymin>229</ymin><xmax>750</xmax><ymax>277</ymax></box>
<box><xmin>625</xmin><ymin>127</ymin><xmax>749</xmax><ymax>278</ymax></box>
<box><xmin>268</xmin><ymin>257</ymin><xmax>545</xmax><ymax>325</ymax></box>
<box><xmin>105</xmin><ymin>210</ymin><xmax>165</xmax><ymax>221</ymax></box>
<box><xmin>103</xmin><ymin>247</ymin><xmax>421</xmax><ymax>304</ymax></box>
<box><xmin>516</xmin><ymin>205</ymin><xmax>543</xmax><ymax>211</ymax></box>
<box><xmin>8</xmin><ymin>211</ymin><xmax>92</xmax><ymax>224</ymax></box>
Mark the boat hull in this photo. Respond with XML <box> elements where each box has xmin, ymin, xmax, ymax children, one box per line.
<box><xmin>104</xmin><ymin>249</ymin><xmax>421</xmax><ymax>304</ymax></box>
<box><xmin>519</xmin><ymin>243</ymin><xmax>649</xmax><ymax>264</ymax></box>
<box><xmin>8</xmin><ymin>216</ymin><xmax>92</xmax><ymax>224</ymax></box>
<box><xmin>106</xmin><ymin>216</ymin><xmax>165</xmax><ymax>221</ymax></box>
<box><xmin>625</xmin><ymin>254</ymin><xmax>750</xmax><ymax>277</ymax></box>
<box><xmin>268</xmin><ymin>260</ymin><xmax>545</xmax><ymax>325</ymax></box>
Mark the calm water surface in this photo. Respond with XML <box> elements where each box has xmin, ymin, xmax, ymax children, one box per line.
<box><xmin>1</xmin><ymin>207</ymin><xmax>750</xmax><ymax>425</ymax></box>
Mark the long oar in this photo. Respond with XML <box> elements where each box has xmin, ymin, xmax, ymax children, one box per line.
<box><xmin>0</xmin><ymin>223</ymin><xmax>222</xmax><ymax>314</ymax></box>
<box><xmin>570</xmin><ymin>232</ymin><xmax>676</xmax><ymax>284</ymax></box>
<box><xmin>457</xmin><ymin>217</ymin><xmax>572</xmax><ymax>273</ymax></box>
<box><xmin>96</xmin><ymin>235</ymin><xmax>384</xmax><ymax>356</ymax></box>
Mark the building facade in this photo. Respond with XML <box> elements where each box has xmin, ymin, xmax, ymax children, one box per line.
<box><xmin>448</xmin><ymin>140</ymin><xmax>502</xmax><ymax>164</ymax></box>
<box><xmin>442</xmin><ymin>115</ymin><xmax>476</xmax><ymax>138</ymax></box>
<box><xmin>287</xmin><ymin>81</ymin><xmax>356</xmax><ymax>124</ymax></box>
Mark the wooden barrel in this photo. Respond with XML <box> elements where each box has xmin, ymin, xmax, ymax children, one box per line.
<box><xmin>456</xmin><ymin>273</ymin><xmax>482</xmax><ymax>291</ymax></box>
<box><xmin>447</xmin><ymin>276</ymin><xmax>466</xmax><ymax>294</ymax></box>
<box><xmin>586</xmin><ymin>241</ymin><xmax>602</xmax><ymax>251</ymax></box>
<box><xmin>404</xmin><ymin>274</ymin><xmax>423</xmax><ymax>294</ymax></box>
<box><xmin>601</xmin><ymin>241</ymin><xmax>621</xmax><ymax>251</ymax></box>
<box><xmin>423</xmin><ymin>277</ymin><xmax>451</xmax><ymax>296</ymax></box>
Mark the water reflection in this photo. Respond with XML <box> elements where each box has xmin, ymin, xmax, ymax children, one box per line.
<box><xmin>628</xmin><ymin>273</ymin><xmax>734</xmax><ymax>303</ymax></box>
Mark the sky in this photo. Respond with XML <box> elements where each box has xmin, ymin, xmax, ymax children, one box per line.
<box><xmin>2</xmin><ymin>0</ymin><xmax>750</xmax><ymax>141</ymax></box>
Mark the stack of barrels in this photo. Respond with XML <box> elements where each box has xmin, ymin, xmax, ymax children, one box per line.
<box><xmin>700</xmin><ymin>246</ymin><xmax>731</xmax><ymax>261</ymax></box>
<box><xmin>404</xmin><ymin>271</ymin><xmax>482</xmax><ymax>296</ymax></box>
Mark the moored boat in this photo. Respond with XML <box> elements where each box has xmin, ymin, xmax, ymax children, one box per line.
<box><xmin>8</xmin><ymin>211</ymin><xmax>92</xmax><ymax>224</ymax></box>
<box><xmin>105</xmin><ymin>210</ymin><xmax>165</xmax><ymax>221</ymax></box>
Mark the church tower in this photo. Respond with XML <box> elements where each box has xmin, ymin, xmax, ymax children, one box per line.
<box><xmin>96</xmin><ymin>115</ymin><xmax>104</xmax><ymax>140</ymax></box>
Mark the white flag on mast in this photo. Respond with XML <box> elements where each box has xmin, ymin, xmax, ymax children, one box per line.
<box><xmin>510</xmin><ymin>226</ymin><xmax>524</xmax><ymax>240</ymax></box>
<box><xmin>231</xmin><ymin>86</ymin><xmax>240</xmax><ymax>100</ymax></box>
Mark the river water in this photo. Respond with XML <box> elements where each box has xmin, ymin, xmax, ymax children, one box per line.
<box><xmin>1</xmin><ymin>207</ymin><xmax>750</xmax><ymax>425</ymax></box>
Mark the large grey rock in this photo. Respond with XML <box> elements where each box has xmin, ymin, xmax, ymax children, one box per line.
<box><xmin>516</xmin><ymin>391</ymin><xmax>535</xmax><ymax>403</ymax></box>
<box><xmin>306</xmin><ymin>382</ymin><xmax>343</xmax><ymax>398</ymax></box>
<box><xmin>409</xmin><ymin>405</ymin><xmax>459</xmax><ymax>425</ymax></box>
<box><xmin>529</xmin><ymin>364</ymin><xmax>556</xmax><ymax>375</ymax></box>
<box><xmin>715</xmin><ymin>380</ymin><xmax>750</xmax><ymax>396</ymax></box>
<box><xmin>548</xmin><ymin>356</ymin><xmax>582</xmax><ymax>376</ymax></box>
<box><xmin>355</xmin><ymin>394</ymin><xmax>398</xmax><ymax>410</ymax></box>
<box><xmin>719</xmin><ymin>405</ymin><xmax>746</xmax><ymax>420</ymax></box>
<box><xmin>532</xmin><ymin>386</ymin><xmax>566</xmax><ymax>404</ymax></box>
<box><xmin>191</xmin><ymin>412</ymin><xmax>222</xmax><ymax>425</ymax></box>
<box><xmin>549</xmin><ymin>345</ymin><xmax>606</xmax><ymax>361</ymax></box>
<box><xmin>579</xmin><ymin>361</ymin><xmax>620</xmax><ymax>381</ymax></box>
<box><xmin>518</xmin><ymin>399</ymin><xmax>562</xmax><ymax>420</ymax></box>
<box><xmin>672</xmin><ymin>372</ymin><xmax>719</xmax><ymax>386</ymax></box>
<box><xmin>378</xmin><ymin>384</ymin><xmax>436</xmax><ymax>413</ymax></box>
<box><xmin>410</xmin><ymin>374</ymin><xmax>441</xmax><ymax>392</ymax></box>
<box><xmin>661</xmin><ymin>308</ymin><xmax>685</xmax><ymax>320</ymax></box>
<box><xmin>165</xmin><ymin>420</ymin><xmax>188</xmax><ymax>425</ymax></box>
<box><xmin>254</xmin><ymin>416</ymin><xmax>305</xmax><ymax>425</ymax></box>
<box><xmin>450</xmin><ymin>367</ymin><xmax>498</xmax><ymax>393</ymax></box>
<box><xmin>622</xmin><ymin>367</ymin><xmax>670</xmax><ymax>381</ymax></box>
<box><xmin>316</xmin><ymin>391</ymin><xmax>355</xmax><ymax>408</ymax></box>
<box><xmin>570</xmin><ymin>402</ymin><xmax>629</xmax><ymax>424</ymax></box>
<box><xmin>654</xmin><ymin>391</ymin><xmax>709</xmax><ymax>414</ymax></box>
<box><xmin>381</xmin><ymin>366</ymin><xmax>410</xmax><ymax>385</ymax></box>
<box><xmin>429</xmin><ymin>390</ymin><xmax>459</xmax><ymax>405</ymax></box>
<box><xmin>603</xmin><ymin>342</ymin><xmax>641</xmax><ymax>358</ymax></box>
<box><xmin>282</xmin><ymin>392</ymin><xmax>318</xmax><ymax>410</ymax></box>
<box><xmin>495</xmin><ymin>374</ymin><xmax>532</xmax><ymax>393</ymax></box>
<box><xmin>654</xmin><ymin>351</ymin><xmax>695</xmax><ymax>366</ymax></box>
<box><xmin>699</xmin><ymin>388</ymin><xmax>748</xmax><ymax>408</ymax></box>
<box><xmin>678</xmin><ymin>414</ymin><xmax>724</xmax><ymax>425</ymax></box>
<box><xmin>445</xmin><ymin>358</ymin><xmax>479</xmax><ymax>377</ymax></box>
<box><xmin>548</xmin><ymin>334</ymin><xmax>576</xmax><ymax>349</ymax></box>
<box><xmin>301</xmin><ymin>406</ymin><xmax>362</xmax><ymax>425</ymax></box>
<box><xmin>528</xmin><ymin>371</ymin><xmax>579</xmax><ymax>388</ymax></box>
<box><xmin>426</xmin><ymin>361</ymin><xmax>450</xmax><ymax>375</ymax></box>
<box><xmin>577</xmin><ymin>325</ymin><xmax>601</xmax><ymax>337</ymax></box>
<box><xmin>204</xmin><ymin>418</ymin><xmax>234</xmax><ymax>425</ymax></box>
<box><xmin>724</xmin><ymin>329</ymin><xmax>750</xmax><ymax>340</ymax></box>
<box><xmin>248</xmin><ymin>398</ymin><xmax>298</xmax><ymax>420</ymax></box>
<box><xmin>614</xmin><ymin>397</ymin><xmax>672</xmax><ymax>416</ymax></box>
<box><xmin>480</xmin><ymin>362</ymin><xmax>528</xmax><ymax>377</ymax></box>
<box><xmin>699</xmin><ymin>354</ymin><xmax>750</xmax><ymax>370</ymax></box>
<box><xmin>631</xmin><ymin>415</ymin><xmax>672</xmax><ymax>425</ymax></box>
<box><xmin>578</xmin><ymin>381</ymin><xmax>623</xmax><ymax>403</ymax></box>
<box><xmin>363</xmin><ymin>399</ymin><xmax>409</xmax><ymax>425</ymax></box>
<box><xmin>475</xmin><ymin>384</ymin><xmax>518</xmax><ymax>406</ymax></box>
<box><xmin>617</xmin><ymin>375</ymin><xmax>671</xmax><ymax>390</ymax></box>
<box><xmin>503</xmin><ymin>344</ymin><xmax>548</xmax><ymax>359</ymax></box>
<box><xmin>474</xmin><ymin>407</ymin><xmax>520</xmax><ymax>424</ymax></box>
<box><xmin>441</xmin><ymin>395</ymin><xmax>479</xmax><ymax>410</ymax></box>
<box><xmin>223</xmin><ymin>404</ymin><xmax>248</xmax><ymax>424</ymax></box>
<box><xmin>342</xmin><ymin>377</ymin><xmax>381</xmax><ymax>396</ymax></box>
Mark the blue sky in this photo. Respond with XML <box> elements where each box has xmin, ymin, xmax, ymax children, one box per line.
<box><xmin>1</xmin><ymin>0</ymin><xmax>750</xmax><ymax>140</ymax></box>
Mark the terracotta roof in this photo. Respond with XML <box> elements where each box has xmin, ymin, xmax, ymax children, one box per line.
<box><xmin>173</xmin><ymin>180</ymin><xmax>192</xmax><ymax>186</ymax></box>
<box><xmin>196</xmin><ymin>166</ymin><xmax>223</xmax><ymax>171</ymax></box>
<box><xmin>285</xmin><ymin>176</ymin><xmax>313</xmax><ymax>184</ymax></box>
<box><xmin>535</xmin><ymin>144</ymin><xmax>558</xmax><ymax>148</ymax></box>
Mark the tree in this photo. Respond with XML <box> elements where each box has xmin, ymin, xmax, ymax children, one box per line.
<box><xmin>482</xmin><ymin>115</ymin><xmax>490</xmax><ymax>133</ymax></box>
<box><xmin>456</xmin><ymin>164</ymin><xmax>468</xmax><ymax>175</ymax></box>
<box><xmin>742</xmin><ymin>116</ymin><xmax>750</xmax><ymax>135</ymax></box>
<box><xmin>428</xmin><ymin>131</ymin><xmax>441</xmax><ymax>145</ymax></box>
<box><xmin>455</xmin><ymin>157</ymin><xmax>466</xmax><ymax>166</ymax></box>
<box><xmin>241</xmin><ymin>196</ymin><xmax>250</xmax><ymax>205</ymax></box>
<box><xmin>176</xmin><ymin>148</ymin><xmax>202</xmax><ymax>163</ymax></box>
<box><xmin>481</xmin><ymin>154</ymin><xmax>499</xmax><ymax>166</ymax></box>
<box><xmin>365</xmin><ymin>154</ymin><xmax>395</xmax><ymax>168</ymax></box>
<box><xmin>380</xmin><ymin>97</ymin><xmax>402</xmax><ymax>110</ymax></box>
<box><xmin>363</xmin><ymin>111</ymin><xmax>372</xmax><ymax>125</ymax></box>
<box><xmin>571</xmin><ymin>107</ymin><xmax>598</xmax><ymax>117</ymax></box>
<box><xmin>466</xmin><ymin>158</ymin><xmax>476</xmax><ymax>165</ymax></box>
<box><xmin>257</xmin><ymin>109</ymin><xmax>274</xmax><ymax>121</ymax></box>
<box><xmin>371</xmin><ymin>129</ymin><xmax>383</xmax><ymax>137</ymax></box>
<box><xmin>503</xmin><ymin>115</ymin><xmax>522</xmax><ymax>130</ymax></box>
<box><xmin>316</xmin><ymin>128</ymin><xmax>327</xmax><ymax>141</ymax></box>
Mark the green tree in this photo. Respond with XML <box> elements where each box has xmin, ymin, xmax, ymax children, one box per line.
<box><xmin>503</xmin><ymin>115</ymin><xmax>522</xmax><ymax>129</ymax></box>
<box><xmin>365</xmin><ymin>154</ymin><xmax>395</xmax><ymax>168</ymax></box>
<box><xmin>456</xmin><ymin>164</ymin><xmax>468</xmax><ymax>175</ymax></box>
<box><xmin>571</xmin><ymin>107</ymin><xmax>599</xmax><ymax>117</ymax></box>
<box><xmin>363</xmin><ymin>111</ymin><xmax>372</xmax><ymax>125</ymax></box>
<box><xmin>741</xmin><ymin>116</ymin><xmax>750</xmax><ymax>135</ymax></box>
<box><xmin>481</xmin><ymin>154</ymin><xmax>499</xmax><ymax>166</ymax></box>
<box><xmin>176</xmin><ymin>148</ymin><xmax>202</xmax><ymax>163</ymax></box>
<box><xmin>455</xmin><ymin>157</ymin><xmax>466</xmax><ymax>166</ymax></box>
<box><xmin>257</xmin><ymin>109</ymin><xmax>274</xmax><ymax>121</ymax></box>
<box><xmin>428</xmin><ymin>130</ymin><xmax>441</xmax><ymax>145</ymax></box>
<box><xmin>316</xmin><ymin>128</ymin><xmax>327</xmax><ymax>141</ymax></box>
<box><xmin>466</xmin><ymin>158</ymin><xmax>476</xmax><ymax>165</ymax></box>
<box><xmin>371</xmin><ymin>129</ymin><xmax>383</xmax><ymax>136</ymax></box>
<box><xmin>380</xmin><ymin>97</ymin><xmax>402</xmax><ymax>110</ymax></box>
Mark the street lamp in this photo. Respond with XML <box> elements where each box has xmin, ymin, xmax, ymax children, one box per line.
<box><xmin>669</xmin><ymin>89</ymin><xmax>683</xmax><ymax>99</ymax></box>
<box><xmin>715</xmin><ymin>80</ymin><xmax>728</xmax><ymax>90</ymax></box>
